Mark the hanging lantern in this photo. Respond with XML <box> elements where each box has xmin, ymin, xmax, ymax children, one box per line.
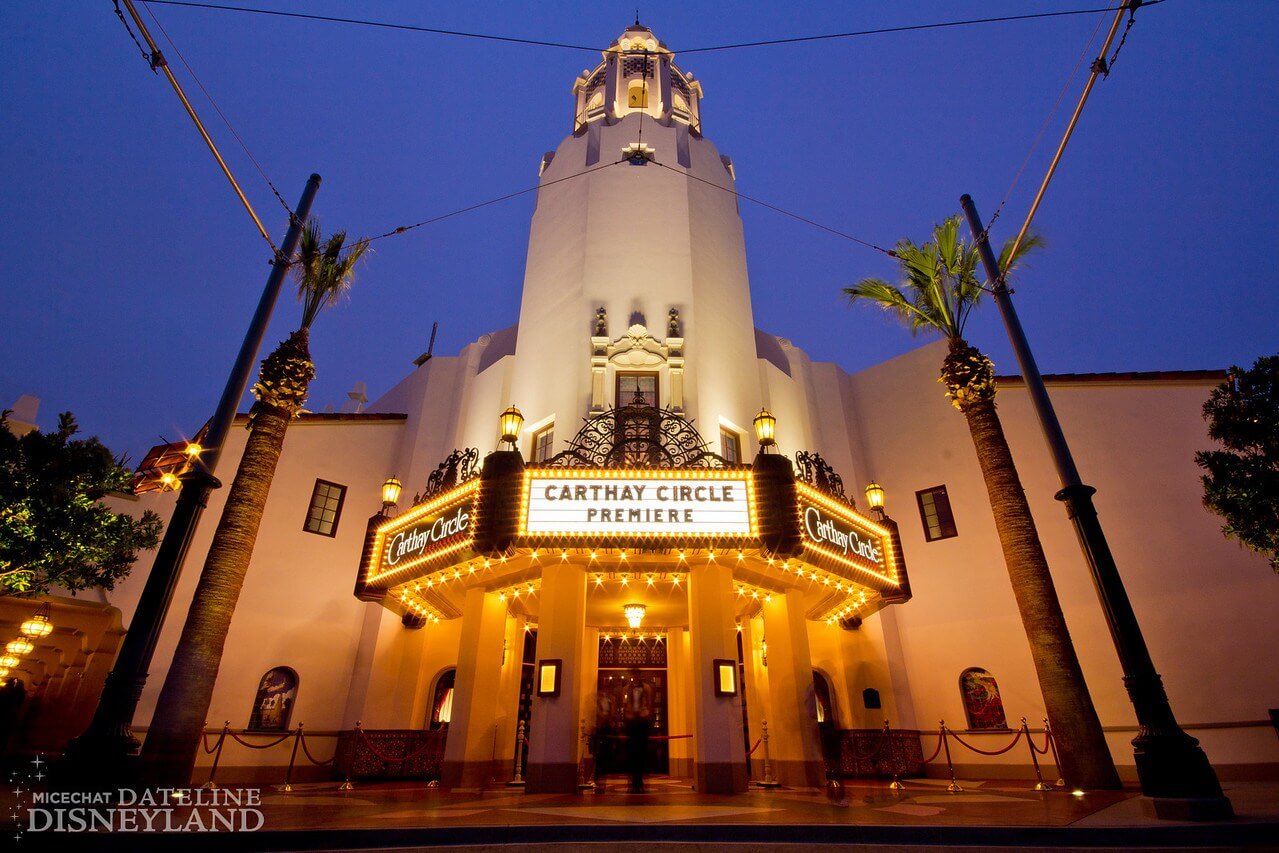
<box><xmin>499</xmin><ymin>405</ymin><xmax>524</xmax><ymax>448</ymax></box>
<box><xmin>20</xmin><ymin>604</ymin><xmax>53</xmax><ymax>639</ymax></box>
<box><xmin>5</xmin><ymin>639</ymin><xmax>33</xmax><ymax>657</ymax></box>
<box><xmin>865</xmin><ymin>481</ymin><xmax>886</xmax><ymax>511</ymax></box>
<box><xmin>753</xmin><ymin>409</ymin><xmax>777</xmax><ymax>450</ymax></box>
<box><xmin>0</xmin><ymin>655</ymin><xmax>20</xmax><ymax>670</ymax></box>
<box><xmin>381</xmin><ymin>476</ymin><xmax>403</xmax><ymax>509</ymax></box>
<box><xmin>623</xmin><ymin>603</ymin><xmax>646</xmax><ymax>630</ymax></box>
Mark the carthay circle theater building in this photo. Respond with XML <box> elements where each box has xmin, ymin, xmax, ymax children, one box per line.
<box><xmin>9</xmin><ymin>23</ymin><xmax>1277</xmax><ymax>793</ymax></box>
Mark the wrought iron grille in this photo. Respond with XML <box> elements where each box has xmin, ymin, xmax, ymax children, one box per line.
<box><xmin>795</xmin><ymin>450</ymin><xmax>854</xmax><ymax>507</ymax></box>
<box><xmin>544</xmin><ymin>396</ymin><xmax>731</xmax><ymax>470</ymax></box>
<box><xmin>421</xmin><ymin>448</ymin><xmax>479</xmax><ymax>501</ymax></box>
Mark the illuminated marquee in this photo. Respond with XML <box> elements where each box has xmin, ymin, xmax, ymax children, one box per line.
<box><xmin>523</xmin><ymin>470</ymin><xmax>753</xmax><ymax>536</ymax></box>
<box><xmin>796</xmin><ymin>483</ymin><xmax>898</xmax><ymax>586</ymax></box>
<box><xmin>365</xmin><ymin>480</ymin><xmax>479</xmax><ymax>587</ymax></box>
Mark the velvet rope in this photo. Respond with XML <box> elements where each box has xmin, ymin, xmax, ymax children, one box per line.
<box><xmin>947</xmin><ymin>728</ymin><xmax>1024</xmax><ymax>756</ymax></box>
<box><xmin>747</xmin><ymin>737</ymin><xmax>763</xmax><ymax>756</ymax></box>
<box><xmin>200</xmin><ymin>729</ymin><xmax>227</xmax><ymax>755</ymax></box>
<box><xmin>228</xmin><ymin>730</ymin><xmax>294</xmax><ymax>750</ymax></box>
<box><xmin>1029</xmin><ymin>729</ymin><xmax>1052</xmax><ymax>755</ymax></box>
<box><xmin>298</xmin><ymin>729</ymin><xmax>336</xmax><ymax>766</ymax></box>
<box><xmin>919</xmin><ymin>732</ymin><xmax>945</xmax><ymax>764</ymax></box>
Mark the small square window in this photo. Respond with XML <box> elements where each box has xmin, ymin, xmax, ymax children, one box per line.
<box><xmin>303</xmin><ymin>479</ymin><xmax>346</xmax><ymax>537</ymax></box>
<box><xmin>532</xmin><ymin>425</ymin><xmax>554</xmax><ymax>464</ymax></box>
<box><xmin>916</xmin><ymin>485</ymin><xmax>957</xmax><ymax>542</ymax></box>
<box><xmin>719</xmin><ymin>428</ymin><xmax>742</xmax><ymax>464</ymax></box>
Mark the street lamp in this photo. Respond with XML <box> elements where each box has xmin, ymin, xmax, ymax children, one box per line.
<box><xmin>20</xmin><ymin>604</ymin><xmax>54</xmax><ymax>639</ymax></box>
<box><xmin>381</xmin><ymin>476</ymin><xmax>403</xmax><ymax>512</ymax></box>
<box><xmin>499</xmin><ymin>405</ymin><xmax>524</xmax><ymax>449</ymax></box>
<box><xmin>753</xmin><ymin>409</ymin><xmax>777</xmax><ymax>452</ymax></box>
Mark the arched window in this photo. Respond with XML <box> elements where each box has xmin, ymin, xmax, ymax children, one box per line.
<box><xmin>429</xmin><ymin>668</ymin><xmax>456</xmax><ymax>730</ymax></box>
<box><xmin>959</xmin><ymin>667</ymin><xmax>1009</xmax><ymax>730</ymax></box>
<box><xmin>628</xmin><ymin>83</ymin><xmax>649</xmax><ymax>109</ymax></box>
<box><xmin>811</xmin><ymin>669</ymin><xmax>835</xmax><ymax>725</ymax></box>
<box><xmin>862</xmin><ymin>688</ymin><xmax>881</xmax><ymax>710</ymax></box>
<box><xmin>248</xmin><ymin>667</ymin><xmax>298</xmax><ymax>731</ymax></box>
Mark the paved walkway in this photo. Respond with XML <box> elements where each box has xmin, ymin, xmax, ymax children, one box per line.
<box><xmin>9</xmin><ymin>774</ymin><xmax>1278</xmax><ymax>850</ymax></box>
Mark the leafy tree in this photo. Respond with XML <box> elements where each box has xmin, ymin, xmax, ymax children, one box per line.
<box><xmin>140</xmin><ymin>220</ymin><xmax>368</xmax><ymax>785</ymax></box>
<box><xmin>0</xmin><ymin>411</ymin><xmax>161</xmax><ymax>595</ymax></box>
<box><xmin>1196</xmin><ymin>354</ymin><xmax>1279</xmax><ymax>572</ymax></box>
<box><xmin>845</xmin><ymin>216</ymin><xmax>1120</xmax><ymax>790</ymax></box>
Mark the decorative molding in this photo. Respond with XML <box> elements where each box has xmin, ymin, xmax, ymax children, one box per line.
<box><xmin>421</xmin><ymin>448</ymin><xmax>480</xmax><ymax>502</ymax></box>
<box><xmin>546</xmin><ymin>398</ymin><xmax>731</xmax><ymax>470</ymax></box>
<box><xmin>795</xmin><ymin>451</ymin><xmax>853</xmax><ymax>507</ymax></box>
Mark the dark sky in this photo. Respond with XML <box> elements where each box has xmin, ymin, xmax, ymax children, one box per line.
<box><xmin>3</xmin><ymin>1</ymin><xmax>1276</xmax><ymax>461</ymax></box>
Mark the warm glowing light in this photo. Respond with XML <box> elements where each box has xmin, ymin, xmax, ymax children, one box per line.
<box><xmin>624</xmin><ymin>603</ymin><xmax>646</xmax><ymax>629</ymax></box>
<box><xmin>0</xmin><ymin>655</ymin><xmax>19</xmax><ymax>669</ymax></box>
<box><xmin>5</xmin><ymin>638</ymin><xmax>33</xmax><ymax>657</ymax></box>
<box><xmin>595</xmin><ymin>575</ymin><xmax>604</xmax><ymax>586</ymax></box>
<box><xmin>159</xmin><ymin>472</ymin><xmax>179</xmax><ymax>490</ymax></box>
<box><xmin>20</xmin><ymin>605</ymin><xmax>53</xmax><ymax>639</ymax></box>
<box><xmin>184</xmin><ymin>442</ymin><xmax>203</xmax><ymax>459</ymax></box>
<box><xmin>865</xmin><ymin>481</ymin><xmax>886</xmax><ymax>510</ymax></box>
<box><xmin>381</xmin><ymin>476</ymin><xmax>403</xmax><ymax>507</ymax></box>
<box><xmin>753</xmin><ymin>409</ymin><xmax>777</xmax><ymax>448</ymax></box>
<box><xmin>499</xmin><ymin>404</ymin><xmax>524</xmax><ymax>447</ymax></box>
<box><xmin>1071</xmin><ymin>790</ymin><xmax>1085</xmax><ymax>798</ymax></box>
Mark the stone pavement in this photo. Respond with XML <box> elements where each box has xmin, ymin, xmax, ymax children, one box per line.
<box><xmin>8</xmin><ymin>774</ymin><xmax>1278</xmax><ymax>850</ymax></box>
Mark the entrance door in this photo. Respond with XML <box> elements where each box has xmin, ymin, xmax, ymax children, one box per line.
<box><xmin>595</xmin><ymin>636</ymin><xmax>669</xmax><ymax>775</ymax></box>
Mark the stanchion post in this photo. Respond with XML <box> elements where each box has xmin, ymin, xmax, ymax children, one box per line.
<box><xmin>338</xmin><ymin>721</ymin><xmax>359</xmax><ymax>791</ymax></box>
<box><xmin>507</xmin><ymin>719</ymin><xmax>526</xmax><ymax>786</ymax></box>
<box><xmin>756</xmin><ymin>719</ymin><xmax>780</xmax><ymax>788</ymax></box>
<box><xmin>940</xmin><ymin>720</ymin><xmax>963</xmax><ymax>793</ymax></box>
<box><xmin>281</xmin><ymin>723</ymin><xmax>302</xmax><ymax>793</ymax></box>
<box><xmin>885</xmin><ymin>720</ymin><xmax>905</xmax><ymax>790</ymax></box>
<box><xmin>1023</xmin><ymin>717</ymin><xmax>1051</xmax><ymax>792</ymax></box>
<box><xmin>1044</xmin><ymin>718</ymin><xmax>1065</xmax><ymax>787</ymax></box>
<box><xmin>202</xmin><ymin>721</ymin><xmax>229</xmax><ymax>790</ymax></box>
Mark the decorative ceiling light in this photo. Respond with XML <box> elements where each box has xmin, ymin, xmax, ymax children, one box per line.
<box><xmin>0</xmin><ymin>655</ymin><xmax>20</xmax><ymax>670</ymax></box>
<box><xmin>624</xmin><ymin>603</ymin><xmax>646</xmax><ymax>630</ymax></box>
<box><xmin>753</xmin><ymin>409</ymin><xmax>777</xmax><ymax>451</ymax></box>
<box><xmin>20</xmin><ymin>604</ymin><xmax>54</xmax><ymax>639</ymax></box>
<box><xmin>5</xmin><ymin>639</ymin><xmax>33</xmax><ymax>657</ymax></box>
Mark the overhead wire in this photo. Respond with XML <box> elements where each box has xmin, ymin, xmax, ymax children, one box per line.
<box><xmin>139</xmin><ymin>1</ymin><xmax>296</xmax><ymax>221</ymax></box>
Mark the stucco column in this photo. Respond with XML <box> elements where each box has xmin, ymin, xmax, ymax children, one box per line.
<box><xmin>687</xmin><ymin>562</ymin><xmax>748</xmax><ymax>793</ymax></box>
<box><xmin>665</xmin><ymin>627</ymin><xmax>694</xmax><ymax>779</ymax></box>
<box><xmin>740</xmin><ymin>614</ymin><xmax>770</xmax><ymax>779</ymax></box>
<box><xmin>525</xmin><ymin>562</ymin><xmax>587</xmax><ymax>793</ymax></box>
<box><xmin>490</xmin><ymin>614</ymin><xmax>526</xmax><ymax>783</ymax></box>
<box><xmin>761</xmin><ymin>591</ymin><xmax>825</xmax><ymax>787</ymax></box>
<box><xmin>441</xmin><ymin>588</ymin><xmax>507</xmax><ymax>788</ymax></box>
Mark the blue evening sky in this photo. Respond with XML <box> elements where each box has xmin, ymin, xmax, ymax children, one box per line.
<box><xmin>2</xmin><ymin>1</ymin><xmax>1276</xmax><ymax>461</ymax></box>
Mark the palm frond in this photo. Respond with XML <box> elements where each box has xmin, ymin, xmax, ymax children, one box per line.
<box><xmin>844</xmin><ymin>279</ymin><xmax>944</xmax><ymax>337</ymax></box>
<box><xmin>291</xmin><ymin>217</ymin><xmax>370</xmax><ymax>330</ymax></box>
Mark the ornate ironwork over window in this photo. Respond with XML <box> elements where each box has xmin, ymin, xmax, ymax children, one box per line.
<box><xmin>795</xmin><ymin>450</ymin><xmax>854</xmax><ymax>507</ymax></box>
<box><xmin>421</xmin><ymin>448</ymin><xmax>479</xmax><ymax>501</ymax></box>
<box><xmin>545</xmin><ymin>395</ymin><xmax>731</xmax><ymax>469</ymax></box>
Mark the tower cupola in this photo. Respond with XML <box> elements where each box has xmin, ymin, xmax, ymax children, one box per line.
<box><xmin>572</xmin><ymin>22</ymin><xmax>703</xmax><ymax>134</ymax></box>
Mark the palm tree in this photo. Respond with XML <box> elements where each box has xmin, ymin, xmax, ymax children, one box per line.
<box><xmin>139</xmin><ymin>220</ymin><xmax>368</xmax><ymax>785</ymax></box>
<box><xmin>846</xmin><ymin>216</ymin><xmax>1120</xmax><ymax>790</ymax></box>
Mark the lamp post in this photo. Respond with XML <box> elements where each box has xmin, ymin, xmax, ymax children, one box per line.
<box><xmin>960</xmin><ymin>193</ymin><xmax>1231</xmax><ymax>820</ymax></box>
<box><xmin>63</xmin><ymin>174</ymin><xmax>321</xmax><ymax>786</ymax></box>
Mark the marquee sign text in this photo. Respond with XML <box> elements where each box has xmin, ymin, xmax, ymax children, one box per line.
<box><xmin>524</xmin><ymin>474</ymin><xmax>751</xmax><ymax>535</ymax></box>
<box><xmin>802</xmin><ymin>503</ymin><xmax>884</xmax><ymax>566</ymax></box>
<box><xmin>385</xmin><ymin>504</ymin><xmax>470</xmax><ymax>567</ymax></box>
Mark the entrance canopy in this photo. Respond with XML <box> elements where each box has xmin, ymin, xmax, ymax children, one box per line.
<box><xmin>354</xmin><ymin>452</ymin><xmax>910</xmax><ymax>633</ymax></box>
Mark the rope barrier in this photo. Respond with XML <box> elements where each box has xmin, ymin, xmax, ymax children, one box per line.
<box><xmin>920</xmin><ymin>732</ymin><xmax>945</xmax><ymax>764</ymax></box>
<box><xmin>747</xmin><ymin>737</ymin><xmax>763</xmax><ymax>756</ymax></box>
<box><xmin>298</xmin><ymin>728</ymin><xmax>336</xmax><ymax>766</ymax></box>
<box><xmin>228</xmin><ymin>730</ymin><xmax>295</xmax><ymax>750</ymax></box>
<box><xmin>1029</xmin><ymin>729</ymin><xmax>1052</xmax><ymax>755</ymax></box>
<box><xmin>947</xmin><ymin>727</ymin><xmax>1025</xmax><ymax>756</ymax></box>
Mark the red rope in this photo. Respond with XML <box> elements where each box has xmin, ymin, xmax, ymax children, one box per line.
<box><xmin>228</xmin><ymin>730</ymin><xmax>294</xmax><ymax>750</ymax></box>
<box><xmin>920</xmin><ymin>732</ymin><xmax>944</xmax><ymax>764</ymax></box>
<box><xmin>747</xmin><ymin>737</ymin><xmax>763</xmax><ymax>756</ymax></box>
<box><xmin>1029</xmin><ymin>729</ymin><xmax>1052</xmax><ymax>755</ymax></box>
<box><xmin>948</xmin><ymin>728</ymin><xmax>1024</xmax><ymax>756</ymax></box>
<box><xmin>298</xmin><ymin>730</ymin><xmax>336</xmax><ymax>766</ymax></box>
<box><xmin>201</xmin><ymin>729</ymin><xmax>226</xmax><ymax>755</ymax></box>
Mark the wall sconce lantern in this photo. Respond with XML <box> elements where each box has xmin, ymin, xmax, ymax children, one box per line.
<box><xmin>624</xmin><ymin>603</ymin><xmax>646</xmax><ymax>630</ymax></box>
<box><xmin>381</xmin><ymin>476</ymin><xmax>403</xmax><ymax>511</ymax></box>
<box><xmin>20</xmin><ymin>604</ymin><xmax>54</xmax><ymax>639</ymax></box>
<box><xmin>536</xmin><ymin>659</ymin><xmax>562</xmax><ymax>696</ymax></box>
<box><xmin>499</xmin><ymin>405</ymin><xmax>524</xmax><ymax>449</ymax></box>
<box><xmin>865</xmin><ymin>481</ymin><xmax>886</xmax><ymax>513</ymax></box>
<box><xmin>753</xmin><ymin>409</ymin><xmax>777</xmax><ymax>451</ymax></box>
<box><xmin>713</xmin><ymin>659</ymin><xmax>737</xmax><ymax>696</ymax></box>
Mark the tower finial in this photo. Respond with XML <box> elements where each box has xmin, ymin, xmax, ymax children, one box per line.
<box><xmin>635</xmin><ymin>9</ymin><xmax>641</xmax><ymax>26</ymax></box>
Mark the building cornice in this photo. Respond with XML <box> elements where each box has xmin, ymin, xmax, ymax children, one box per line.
<box><xmin>996</xmin><ymin>369</ymin><xmax>1226</xmax><ymax>387</ymax></box>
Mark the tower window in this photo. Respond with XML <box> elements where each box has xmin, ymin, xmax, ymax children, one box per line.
<box><xmin>720</xmin><ymin>428</ymin><xmax>742</xmax><ymax>464</ymax></box>
<box><xmin>916</xmin><ymin>485</ymin><xmax>957</xmax><ymax>541</ymax></box>
<box><xmin>532</xmin><ymin>425</ymin><xmax>555</xmax><ymax>464</ymax></box>
<box><xmin>616</xmin><ymin>373</ymin><xmax>658</xmax><ymax>408</ymax></box>
<box><xmin>627</xmin><ymin>83</ymin><xmax>649</xmax><ymax>108</ymax></box>
<box><xmin>303</xmin><ymin>479</ymin><xmax>346</xmax><ymax>537</ymax></box>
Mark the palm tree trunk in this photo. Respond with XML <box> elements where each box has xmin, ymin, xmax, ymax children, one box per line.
<box><xmin>960</xmin><ymin>393</ymin><xmax>1121</xmax><ymax>789</ymax></box>
<box><xmin>138</xmin><ymin>389</ymin><xmax>297</xmax><ymax>785</ymax></box>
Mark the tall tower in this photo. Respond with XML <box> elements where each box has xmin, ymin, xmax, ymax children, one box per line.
<box><xmin>507</xmin><ymin>23</ymin><xmax>763</xmax><ymax>455</ymax></box>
